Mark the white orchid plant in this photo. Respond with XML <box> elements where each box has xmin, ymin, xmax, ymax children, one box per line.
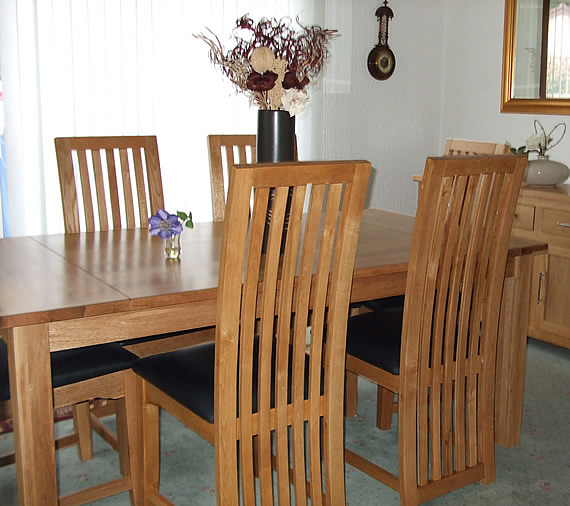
<box><xmin>509</xmin><ymin>120</ymin><xmax>566</xmax><ymax>157</ymax></box>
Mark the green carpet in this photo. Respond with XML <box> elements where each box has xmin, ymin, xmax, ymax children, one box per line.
<box><xmin>0</xmin><ymin>338</ymin><xmax>568</xmax><ymax>505</ymax></box>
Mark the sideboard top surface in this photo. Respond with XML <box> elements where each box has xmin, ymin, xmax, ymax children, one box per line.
<box><xmin>520</xmin><ymin>183</ymin><xmax>569</xmax><ymax>202</ymax></box>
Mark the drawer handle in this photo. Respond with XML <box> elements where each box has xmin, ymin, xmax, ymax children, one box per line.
<box><xmin>537</xmin><ymin>272</ymin><xmax>544</xmax><ymax>304</ymax></box>
<box><xmin>556</xmin><ymin>221</ymin><xmax>570</xmax><ymax>228</ymax></box>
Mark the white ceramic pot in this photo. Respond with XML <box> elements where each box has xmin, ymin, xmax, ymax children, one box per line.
<box><xmin>524</xmin><ymin>155</ymin><xmax>570</xmax><ymax>186</ymax></box>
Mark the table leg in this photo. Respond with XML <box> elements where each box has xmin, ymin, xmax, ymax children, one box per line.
<box><xmin>495</xmin><ymin>255</ymin><xmax>532</xmax><ymax>448</ymax></box>
<box><xmin>6</xmin><ymin>324</ymin><xmax>58</xmax><ymax>505</ymax></box>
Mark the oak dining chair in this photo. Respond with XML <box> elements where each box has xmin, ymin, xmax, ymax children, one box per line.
<box><xmin>133</xmin><ymin>160</ymin><xmax>370</xmax><ymax>504</ymax></box>
<box><xmin>344</xmin><ymin>155</ymin><xmax>526</xmax><ymax>504</ymax></box>
<box><xmin>53</xmin><ymin>136</ymin><xmax>214</xmax><ymax>468</ymax></box>
<box><xmin>365</xmin><ymin>139</ymin><xmax>514</xmax><ymax>430</ymax></box>
<box><xmin>54</xmin><ymin>135</ymin><xmax>161</xmax><ymax>453</ymax></box>
<box><xmin>0</xmin><ymin>136</ymin><xmax>163</xmax><ymax>498</ymax></box>
<box><xmin>0</xmin><ymin>136</ymin><xmax>167</xmax><ymax>503</ymax></box>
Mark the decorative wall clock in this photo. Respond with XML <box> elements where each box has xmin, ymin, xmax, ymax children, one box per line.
<box><xmin>368</xmin><ymin>1</ymin><xmax>395</xmax><ymax>81</ymax></box>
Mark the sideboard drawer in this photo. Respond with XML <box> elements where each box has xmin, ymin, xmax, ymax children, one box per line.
<box><xmin>541</xmin><ymin>208</ymin><xmax>570</xmax><ymax>240</ymax></box>
<box><xmin>513</xmin><ymin>204</ymin><xmax>535</xmax><ymax>231</ymax></box>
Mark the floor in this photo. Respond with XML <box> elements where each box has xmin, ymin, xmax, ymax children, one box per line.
<box><xmin>0</xmin><ymin>338</ymin><xmax>568</xmax><ymax>505</ymax></box>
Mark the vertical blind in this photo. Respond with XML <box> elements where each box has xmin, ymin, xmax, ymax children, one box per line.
<box><xmin>0</xmin><ymin>0</ymin><xmax>326</xmax><ymax>236</ymax></box>
<box><xmin>547</xmin><ymin>2</ymin><xmax>570</xmax><ymax>98</ymax></box>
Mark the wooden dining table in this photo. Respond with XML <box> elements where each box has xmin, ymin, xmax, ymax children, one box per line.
<box><xmin>0</xmin><ymin>208</ymin><xmax>545</xmax><ymax>505</ymax></box>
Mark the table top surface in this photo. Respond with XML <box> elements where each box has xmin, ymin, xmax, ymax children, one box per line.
<box><xmin>0</xmin><ymin>209</ymin><xmax>545</xmax><ymax>330</ymax></box>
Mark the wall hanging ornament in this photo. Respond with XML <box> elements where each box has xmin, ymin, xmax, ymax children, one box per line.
<box><xmin>368</xmin><ymin>1</ymin><xmax>395</xmax><ymax>81</ymax></box>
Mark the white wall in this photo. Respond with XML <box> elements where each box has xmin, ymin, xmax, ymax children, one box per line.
<box><xmin>441</xmin><ymin>1</ymin><xmax>569</xmax><ymax>169</ymax></box>
<box><xmin>2</xmin><ymin>1</ymin><xmax>568</xmax><ymax>234</ymax></box>
<box><xmin>323</xmin><ymin>0</ymin><xmax>446</xmax><ymax>215</ymax></box>
<box><xmin>323</xmin><ymin>0</ymin><xmax>570</xmax><ymax>215</ymax></box>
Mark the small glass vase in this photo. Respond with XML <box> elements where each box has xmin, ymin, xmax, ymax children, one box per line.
<box><xmin>164</xmin><ymin>234</ymin><xmax>181</xmax><ymax>260</ymax></box>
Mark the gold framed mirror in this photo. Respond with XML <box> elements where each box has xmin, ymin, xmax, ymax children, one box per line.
<box><xmin>501</xmin><ymin>0</ymin><xmax>570</xmax><ymax>115</ymax></box>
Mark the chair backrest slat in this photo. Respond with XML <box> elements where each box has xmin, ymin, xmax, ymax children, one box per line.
<box><xmin>55</xmin><ymin>136</ymin><xmax>164</xmax><ymax>233</ymax></box>
<box><xmin>102</xmin><ymin>147</ymin><xmax>121</xmax><ymax>230</ymax></box>
<box><xmin>444</xmin><ymin>138</ymin><xmax>510</xmax><ymax>156</ymax></box>
<box><xmin>75</xmin><ymin>147</ymin><xmax>96</xmax><ymax>230</ymax></box>
<box><xmin>215</xmin><ymin>160</ymin><xmax>370</xmax><ymax>505</ymax></box>
<box><xmin>90</xmin><ymin>148</ymin><xmax>108</xmax><ymax>230</ymax></box>
<box><xmin>399</xmin><ymin>155</ymin><xmax>526</xmax><ymax>491</ymax></box>
<box><xmin>208</xmin><ymin>135</ymin><xmax>257</xmax><ymax>222</ymax></box>
<box><xmin>118</xmin><ymin>147</ymin><xmax>136</xmax><ymax>228</ymax></box>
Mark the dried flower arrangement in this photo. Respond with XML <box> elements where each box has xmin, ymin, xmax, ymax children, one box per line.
<box><xmin>195</xmin><ymin>15</ymin><xmax>338</xmax><ymax>116</ymax></box>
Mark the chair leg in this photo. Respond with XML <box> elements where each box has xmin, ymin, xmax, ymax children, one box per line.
<box><xmin>344</xmin><ymin>370</ymin><xmax>358</xmax><ymax>417</ymax></box>
<box><xmin>376</xmin><ymin>386</ymin><xmax>395</xmax><ymax>430</ymax></box>
<box><xmin>115</xmin><ymin>401</ymin><xmax>131</xmax><ymax>478</ymax></box>
<box><xmin>141</xmin><ymin>381</ymin><xmax>161</xmax><ymax>500</ymax></box>
<box><xmin>72</xmin><ymin>402</ymin><xmax>94</xmax><ymax>461</ymax></box>
<box><xmin>479</xmin><ymin>393</ymin><xmax>497</xmax><ymax>485</ymax></box>
<box><xmin>117</xmin><ymin>370</ymin><xmax>143</xmax><ymax>505</ymax></box>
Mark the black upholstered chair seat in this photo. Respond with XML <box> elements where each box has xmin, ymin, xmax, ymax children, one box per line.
<box><xmin>346</xmin><ymin>305</ymin><xmax>404</xmax><ymax>375</ymax></box>
<box><xmin>133</xmin><ymin>338</ymin><xmax>314</xmax><ymax>425</ymax></box>
<box><xmin>0</xmin><ymin>340</ymin><xmax>137</xmax><ymax>402</ymax></box>
<box><xmin>362</xmin><ymin>294</ymin><xmax>405</xmax><ymax>314</ymax></box>
<box><xmin>118</xmin><ymin>329</ymin><xmax>200</xmax><ymax>346</ymax></box>
<box><xmin>348</xmin><ymin>293</ymin><xmax>471</xmax><ymax>376</ymax></box>
<box><xmin>134</xmin><ymin>342</ymin><xmax>216</xmax><ymax>422</ymax></box>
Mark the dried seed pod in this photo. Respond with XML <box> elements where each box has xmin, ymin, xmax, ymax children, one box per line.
<box><xmin>250</xmin><ymin>47</ymin><xmax>276</xmax><ymax>73</ymax></box>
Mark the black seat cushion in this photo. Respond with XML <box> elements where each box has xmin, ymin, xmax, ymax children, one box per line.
<box><xmin>118</xmin><ymin>328</ymin><xmax>208</xmax><ymax>346</ymax></box>
<box><xmin>346</xmin><ymin>306</ymin><xmax>404</xmax><ymax>376</ymax></box>
<box><xmin>348</xmin><ymin>292</ymin><xmax>474</xmax><ymax>376</ymax></box>
<box><xmin>133</xmin><ymin>342</ymin><xmax>216</xmax><ymax>422</ymax></box>
<box><xmin>50</xmin><ymin>343</ymin><xmax>137</xmax><ymax>388</ymax></box>
<box><xmin>0</xmin><ymin>340</ymin><xmax>137</xmax><ymax>402</ymax></box>
<box><xmin>362</xmin><ymin>294</ymin><xmax>405</xmax><ymax>314</ymax></box>
<box><xmin>133</xmin><ymin>337</ymin><xmax>315</xmax><ymax>425</ymax></box>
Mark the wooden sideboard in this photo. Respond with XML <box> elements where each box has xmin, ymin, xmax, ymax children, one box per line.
<box><xmin>511</xmin><ymin>184</ymin><xmax>570</xmax><ymax>349</ymax></box>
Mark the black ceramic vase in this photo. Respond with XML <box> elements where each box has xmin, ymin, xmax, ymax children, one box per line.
<box><xmin>256</xmin><ymin>109</ymin><xmax>296</xmax><ymax>163</ymax></box>
<box><xmin>257</xmin><ymin>109</ymin><xmax>296</xmax><ymax>252</ymax></box>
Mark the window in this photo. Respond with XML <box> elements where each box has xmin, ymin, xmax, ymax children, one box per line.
<box><xmin>0</xmin><ymin>77</ymin><xmax>6</xmax><ymax>237</ymax></box>
<box><xmin>546</xmin><ymin>1</ymin><xmax>570</xmax><ymax>98</ymax></box>
<box><xmin>0</xmin><ymin>0</ymin><xmax>331</xmax><ymax>236</ymax></box>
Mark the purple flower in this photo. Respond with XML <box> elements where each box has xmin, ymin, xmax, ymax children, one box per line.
<box><xmin>149</xmin><ymin>209</ymin><xmax>183</xmax><ymax>239</ymax></box>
